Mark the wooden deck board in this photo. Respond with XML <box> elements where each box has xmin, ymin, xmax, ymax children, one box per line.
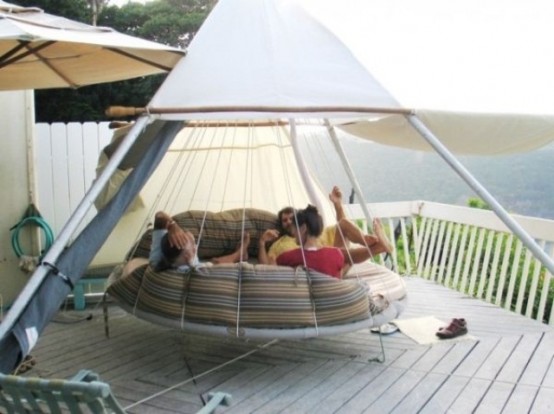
<box><xmin>333</xmin><ymin>366</ymin><xmax>408</xmax><ymax>413</ymax></box>
<box><xmin>305</xmin><ymin>362</ymin><xmax>388</xmax><ymax>414</ymax></box>
<box><xmin>418</xmin><ymin>375</ymin><xmax>471</xmax><ymax>414</ymax></box>
<box><xmin>503</xmin><ymin>384</ymin><xmax>540</xmax><ymax>414</ymax></box>
<box><xmin>20</xmin><ymin>276</ymin><xmax>554</xmax><ymax>413</ymax></box>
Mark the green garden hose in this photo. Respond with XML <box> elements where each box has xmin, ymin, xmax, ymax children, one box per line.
<box><xmin>10</xmin><ymin>215</ymin><xmax>54</xmax><ymax>258</ymax></box>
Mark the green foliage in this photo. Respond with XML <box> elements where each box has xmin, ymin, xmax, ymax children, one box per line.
<box><xmin>467</xmin><ymin>197</ymin><xmax>491</xmax><ymax>210</ymax></box>
<box><xmin>22</xmin><ymin>0</ymin><xmax>214</xmax><ymax>123</ymax></box>
<box><xmin>16</xmin><ymin>0</ymin><xmax>90</xmax><ymax>22</ymax></box>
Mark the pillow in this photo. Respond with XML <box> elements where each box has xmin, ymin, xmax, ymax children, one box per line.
<box><xmin>128</xmin><ymin>208</ymin><xmax>277</xmax><ymax>260</ymax></box>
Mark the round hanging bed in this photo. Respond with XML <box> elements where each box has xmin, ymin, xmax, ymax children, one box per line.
<box><xmin>105</xmin><ymin>208</ymin><xmax>407</xmax><ymax>339</ymax></box>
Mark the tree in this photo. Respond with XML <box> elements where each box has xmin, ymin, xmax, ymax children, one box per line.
<box><xmin>87</xmin><ymin>0</ymin><xmax>108</xmax><ymax>26</ymax></box>
<box><xmin>16</xmin><ymin>0</ymin><xmax>89</xmax><ymax>22</ymax></box>
<box><xmin>20</xmin><ymin>0</ymin><xmax>214</xmax><ymax>123</ymax></box>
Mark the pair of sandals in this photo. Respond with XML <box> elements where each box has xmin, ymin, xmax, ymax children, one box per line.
<box><xmin>436</xmin><ymin>318</ymin><xmax>468</xmax><ymax>339</ymax></box>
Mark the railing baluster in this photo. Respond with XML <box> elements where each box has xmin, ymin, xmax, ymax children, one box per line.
<box><xmin>515</xmin><ymin>249</ymin><xmax>533</xmax><ymax>314</ymax></box>
<box><xmin>486</xmin><ymin>232</ymin><xmax>504</xmax><ymax>302</ymax></box>
<box><xmin>414</xmin><ymin>216</ymin><xmax>426</xmax><ymax>268</ymax></box>
<box><xmin>537</xmin><ymin>244</ymin><xmax>553</xmax><ymax>324</ymax></box>
<box><xmin>525</xmin><ymin>240</ymin><xmax>545</xmax><ymax>319</ymax></box>
<box><xmin>437</xmin><ymin>221</ymin><xmax>452</xmax><ymax>283</ymax></box>
<box><xmin>444</xmin><ymin>222</ymin><xmax>461</xmax><ymax>288</ymax></box>
<box><xmin>452</xmin><ymin>224</ymin><xmax>470</xmax><ymax>289</ymax></box>
<box><xmin>430</xmin><ymin>221</ymin><xmax>446</xmax><ymax>282</ymax></box>
<box><xmin>496</xmin><ymin>233</ymin><xmax>513</xmax><ymax>307</ymax></box>
<box><xmin>386</xmin><ymin>217</ymin><xmax>398</xmax><ymax>272</ymax></box>
<box><xmin>417</xmin><ymin>218</ymin><xmax>432</xmax><ymax>277</ymax></box>
<box><xmin>477</xmin><ymin>229</ymin><xmax>494</xmax><ymax>299</ymax></box>
<box><xmin>460</xmin><ymin>226</ymin><xmax>477</xmax><ymax>294</ymax></box>
<box><xmin>423</xmin><ymin>219</ymin><xmax>440</xmax><ymax>280</ymax></box>
<box><xmin>400</xmin><ymin>218</ymin><xmax>412</xmax><ymax>275</ymax></box>
<box><xmin>505</xmin><ymin>239</ymin><xmax>523</xmax><ymax>310</ymax></box>
<box><xmin>468</xmin><ymin>227</ymin><xmax>487</xmax><ymax>295</ymax></box>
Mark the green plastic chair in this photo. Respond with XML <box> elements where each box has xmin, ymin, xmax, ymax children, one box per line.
<box><xmin>0</xmin><ymin>369</ymin><xmax>125</xmax><ymax>413</ymax></box>
<box><xmin>0</xmin><ymin>369</ymin><xmax>232</xmax><ymax>413</ymax></box>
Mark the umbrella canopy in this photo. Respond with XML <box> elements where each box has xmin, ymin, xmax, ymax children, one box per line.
<box><xmin>0</xmin><ymin>0</ymin><xmax>185</xmax><ymax>90</ymax></box>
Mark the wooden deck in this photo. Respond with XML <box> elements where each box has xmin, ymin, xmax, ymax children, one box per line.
<box><xmin>25</xmin><ymin>276</ymin><xmax>554</xmax><ymax>413</ymax></box>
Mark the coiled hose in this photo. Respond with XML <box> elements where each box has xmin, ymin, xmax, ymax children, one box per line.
<box><xmin>11</xmin><ymin>215</ymin><xmax>54</xmax><ymax>258</ymax></box>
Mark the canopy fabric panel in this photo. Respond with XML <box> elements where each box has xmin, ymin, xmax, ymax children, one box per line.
<box><xmin>305</xmin><ymin>0</ymin><xmax>554</xmax><ymax>153</ymax></box>
<box><xmin>338</xmin><ymin>110</ymin><xmax>554</xmax><ymax>155</ymax></box>
<box><xmin>93</xmin><ymin>121</ymin><xmax>336</xmax><ymax>266</ymax></box>
<box><xmin>148</xmin><ymin>0</ymin><xmax>402</xmax><ymax>120</ymax></box>
<box><xmin>0</xmin><ymin>1</ymin><xmax>184</xmax><ymax>90</ymax></box>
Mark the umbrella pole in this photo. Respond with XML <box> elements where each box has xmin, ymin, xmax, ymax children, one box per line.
<box><xmin>407</xmin><ymin>114</ymin><xmax>554</xmax><ymax>275</ymax></box>
<box><xmin>0</xmin><ymin>116</ymin><xmax>150</xmax><ymax>342</ymax></box>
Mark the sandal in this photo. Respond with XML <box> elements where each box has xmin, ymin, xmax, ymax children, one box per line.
<box><xmin>436</xmin><ymin>318</ymin><xmax>468</xmax><ymax>339</ymax></box>
<box><xmin>370</xmin><ymin>323</ymin><xmax>399</xmax><ymax>335</ymax></box>
<box><xmin>12</xmin><ymin>354</ymin><xmax>36</xmax><ymax>374</ymax></box>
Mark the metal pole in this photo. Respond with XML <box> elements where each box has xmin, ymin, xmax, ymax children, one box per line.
<box><xmin>0</xmin><ymin>116</ymin><xmax>150</xmax><ymax>340</ymax></box>
<box><xmin>289</xmin><ymin>119</ymin><xmax>326</xmax><ymax>214</ymax></box>
<box><xmin>325</xmin><ymin>120</ymin><xmax>374</xmax><ymax>231</ymax></box>
<box><xmin>407</xmin><ymin>114</ymin><xmax>554</xmax><ymax>275</ymax></box>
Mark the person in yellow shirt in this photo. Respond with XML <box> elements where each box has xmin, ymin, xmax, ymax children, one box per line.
<box><xmin>258</xmin><ymin>186</ymin><xmax>393</xmax><ymax>265</ymax></box>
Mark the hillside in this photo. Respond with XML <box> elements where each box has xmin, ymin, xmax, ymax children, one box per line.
<box><xmin>304</xmin><ymin>134</ymin><xmax>554</xmax><ymax>220</ymax></box>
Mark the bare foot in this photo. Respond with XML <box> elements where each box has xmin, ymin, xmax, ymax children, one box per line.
<box><xmin>328</xmin><ymin>186</ymin><xmax>343</xmax><ymax>206</ymax></box>
<box><xmin>373</xmin><ymin>218</ymin><xmax>394</xmax><ymax>254</ymax></box>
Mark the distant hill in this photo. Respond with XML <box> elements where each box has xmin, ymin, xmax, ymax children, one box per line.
<box><xmin>303</xmin><ymin>134</ymin><xmax>554</xmax><ymax>220</ymax></box>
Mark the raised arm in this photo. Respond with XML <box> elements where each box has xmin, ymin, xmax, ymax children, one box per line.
<box><xmin>258</xmin><ymin>229</ymin><xmax>280</xmax><ymax>265</ymax></box>
<box><xmin>329</xmin><ymin>186</ymin><xmax>346</xmax><ymax>222</ymax></box>
<box><xmin>154</xmin><ymin>211</ymin><xmax>189</xmax><ymax>250</ymax></box>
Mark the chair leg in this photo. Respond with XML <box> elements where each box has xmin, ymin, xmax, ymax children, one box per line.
<box><xmin>368</xmin><ymin>326</ymin><xmax>386</xmax><ymax>363</ymax></box>
<box><xmin>102</xmin><ymin>293</ymin><xmax>110</xmax><ymax>339</ymax></box>
<box><xmin>196</xmin><ymin>392</ymin><xmax>232</xmax><ymax>414</ymax></box>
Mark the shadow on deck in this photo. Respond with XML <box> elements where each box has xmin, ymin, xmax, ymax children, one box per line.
<box><xmin>25</xmin><ymin>276</ymin><xmax>554</xmax><ymax>413</ymax></box>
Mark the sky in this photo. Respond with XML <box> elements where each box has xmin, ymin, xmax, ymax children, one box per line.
<box><xmin>304</xmin><ymin>0</ymin><xmax>554</xmax><ymax>114</ymax></box>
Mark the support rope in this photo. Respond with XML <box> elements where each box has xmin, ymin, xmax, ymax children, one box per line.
<box><xmin>123</xmin><ymin>338</ymin><xmax>279</xmax><ymax>411</ymax></box>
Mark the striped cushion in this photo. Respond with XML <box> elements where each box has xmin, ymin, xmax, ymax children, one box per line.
<box><xmin>344</xmin><ymin>262</ymin><xmax>407</xmax><ymax>303</ymax></box>
<box><xmin>238</xmin><ymin>264</ymin><xmax>314</xmax><ymax>327</ymax></box>
<box><xmin>128</xmin><ymin>208</ymin><xmax>277</xmax><ymax>260</ymax></box>
<box><xmin>107</xmin><ymin>263</ymin><xmax>375</xmax><ymax>328</ymax></box>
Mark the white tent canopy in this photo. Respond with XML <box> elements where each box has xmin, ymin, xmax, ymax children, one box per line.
<box><xmin>148</xmin><ymin>0</ymin><xmax>404</xmax><ymax>119</ymax></box>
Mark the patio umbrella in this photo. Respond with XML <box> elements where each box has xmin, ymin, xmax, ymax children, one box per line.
<box><xmin>0</xmin><ymin>0</ymin><xmax>185</xmax><ymax>90</ymax></box>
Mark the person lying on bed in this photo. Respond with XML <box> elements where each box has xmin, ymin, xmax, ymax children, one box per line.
<box><xmin>276</xmin><ymin>204</ymin><xmax>376</xmax><ymax>278</ymax></box>
<box><xmin>150</xmin><ymin>211</ymin><xmax>250</xmax><ymax>272</ymax></box>
<box><xmin>258</xmin><ymin>186</ymin><xmax>393</xmax><ymax>265</ymax></box>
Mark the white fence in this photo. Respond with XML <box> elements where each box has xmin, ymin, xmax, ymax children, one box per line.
<box><xmin>34</xmin><ymin>122</ymin><xmax>554</xmax><ymax>324</ymax></box>
<box><xmin>34</xmin><ymin>122</ymin><xmax>113</xmax><ymax>237</ymax></box>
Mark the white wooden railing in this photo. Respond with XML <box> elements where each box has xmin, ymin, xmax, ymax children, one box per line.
<box><xmin>33</xmin><ymin>123</ymin><xmax>554</xmax><ymax>325</ymax></box>
<box><xmin>346</xmin><ymin>201</ymin><xmax>554</xmax><ymax>325</ymax></box>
